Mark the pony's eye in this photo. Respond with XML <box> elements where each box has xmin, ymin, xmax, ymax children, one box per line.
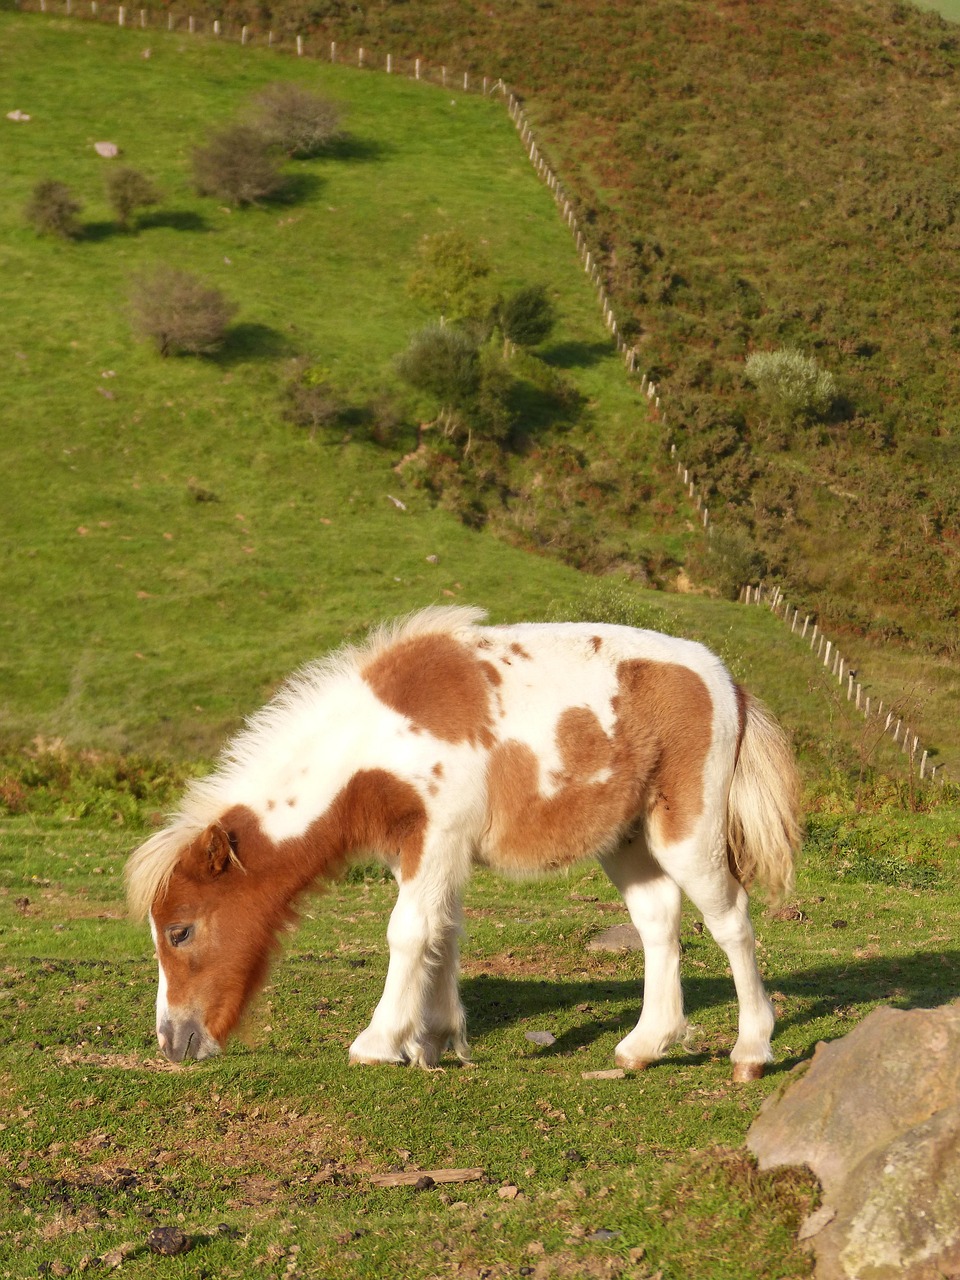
<box><xmin>167</xmin><ymin>924</ymin><xmax>194</xmax><ymax>948</ymax></box>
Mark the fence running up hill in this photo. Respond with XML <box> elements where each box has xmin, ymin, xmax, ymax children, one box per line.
<box><xmin>14</xmin><ymin>1</ymin><xmax>949</xmax><ymax>789</ymax></box>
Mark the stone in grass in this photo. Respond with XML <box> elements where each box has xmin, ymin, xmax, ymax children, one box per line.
<box><xmin>525</xmin><ymin>1030</ymin><xmax>556</xmax><ymax>1046</ymax></box>
<box><xmin>747</xmin><ymin>1002</ymin><xmax>960</xmax><ymax>1280</ymax></box>
<box><xmin>587</xmin><ymin>923</ymin><xmax>641</xmax><ymax>951</ymax></box>
<box><xmin>94</xmin><ymin>141</ymin><xmax>120</xmax><ymax>158</ymax></box>
<box><xmin>146</xmin><ymin>1226</ymin><xmax>191</xmax><ymax>1256</ymax></box>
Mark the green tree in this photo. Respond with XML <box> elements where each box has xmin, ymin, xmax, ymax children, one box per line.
<box><xmin>494</xmin><ymin>283</ymin><xmax>556</xmax><ymax>353</ymax></box>
<box><xmin>407</xmin><ymin>230</ymin><xmax>493</xmax><ymax>323</ymax></box>
<box><xmin>397</xmin><ymin>324</ymin><xmax>481</xmax><ymax>435</ymax></box>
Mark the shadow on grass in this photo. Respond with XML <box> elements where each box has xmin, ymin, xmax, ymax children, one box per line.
<box><xmin>137</xmin><ymin>209</ymin><xmax>212</xmax><ymax>233</ymax></box>
<box><xmin>324</xmin><ymin>134</ymin><xmax>393</xmax><ymax>164</ymax></box>
<box><xmin>539</xmin><ymin>339</ymin><xmax>613</xmax><ymax>369</ymax></box>
<box><xmin>274</xmin><ymin>170</ymin><xmax>325</xmax><ymax>205</ymax></box>
<box><xmin>213</xmin><ymin>322</ymin><xmax>294</xmax><ymax>365</ymax></box>
<box><xmin>80</xmin><ymin>211</ymin><xmax>213</xmax><ymax>241</ymax></box>
<box><xmin>461</xmin><ymin>947</ymin><xmax>960</xmax><ymax>1062</ymax></box>
<box><xmin>79</xmin><ymin>220</ymin><xmax>120</xmax><ymax>243</ymax></box>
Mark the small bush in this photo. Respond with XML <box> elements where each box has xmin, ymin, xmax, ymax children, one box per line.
<box><xmin>690</xmin><ymin>524</ymin><xmax>766</xmax><ymax>600</ymax></box>
<box><xmin>283</xmin><ymin>362</ymin><xmax>349</xmax><ymax>440</ymax></box>
<box><xmin>396</xmin><ymin>324</ymin><xmax>481</xmax><ymax>418</ymax></box>
<box><xmin>407</xmin><ymin>230</ymin><xmax>493</xmax><ymax>323</ymax></box>
<box><xmin>192</xmin><ymin>124</ymin><xmax>284</xmax><ymax>206</ymax></box>
<box><xmin>745</xmin><ymin>347</ymin><xmax>838</xmax><ymax>423</ymax></box>
<box><xmin>367</xmin><ymin>394</ymin><xmax>405</xmax><ymax>447</ymax></box>
<box><xmin>248</xmin><ymin>82</ymin><xmax>344</xmax><ymax>158</ymax></box>
<box><xmin>495</xmin><ymin>284</ymin><xmax>556</xmax><ymax>350</ymax></box>
<box><xmin>24</xmin><ymin>179</ymin><xmax>83</xmax><ymax>239</ymax></box>
<box><xmin>106</xmin><ymin>166</ymin><xmax>160</xmax><ymax>229</ymax></box>
<box><xmin>130</xmin><ymin>268</ymin><xmax>237</xmax><ymax>356</ymax></box>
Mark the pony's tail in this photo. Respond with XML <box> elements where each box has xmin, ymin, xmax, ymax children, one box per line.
<box><xmin>726</xmin><ymin>690</ymin><xmax>802</xmax><ymax>904</ymax></box>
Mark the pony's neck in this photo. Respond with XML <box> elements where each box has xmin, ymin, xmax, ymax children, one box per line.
<box><xmin>217</xmin><ymin>766</ymin><xmax>428</xmax><ymax>899</ymax></box>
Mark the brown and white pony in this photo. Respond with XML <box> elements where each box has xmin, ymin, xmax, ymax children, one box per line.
<box><xmin>127</xmin><ymin>606</ymin><xmax>801</xmax><ymax>1080</ymax></box>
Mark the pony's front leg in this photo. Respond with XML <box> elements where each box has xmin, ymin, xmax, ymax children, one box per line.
<box><xmin>349</xmin><ymin>877</ymin><xmax>465</xmax><ymax>1069</ymax></box>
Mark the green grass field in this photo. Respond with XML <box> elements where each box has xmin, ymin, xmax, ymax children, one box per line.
<box><xmin>1</xmin><ymin>13</ymin><xmax>672</xmax><ymax>755</ymax></box>
<box><xmin>2</xmin><ymin>809</ymin><xmax>959</xmax><ymax>1280</ymax></box>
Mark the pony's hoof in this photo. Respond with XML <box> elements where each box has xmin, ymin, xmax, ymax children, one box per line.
<box><xmin>732</xmin><ymin>1062</ymin><xmax>765</xmax><ymax>1083</ymax></box>
<box><xmin>614</xmin><ymin>1054</ymin><xmax>653</xmax><ymax>1071</ymax></box>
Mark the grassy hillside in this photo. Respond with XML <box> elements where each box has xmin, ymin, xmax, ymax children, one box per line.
<box><xmin>127</xmin><ymin>0</ymin><xmax>960</xmax><ymax>658</ymax></box>
<box><xmin>0</xmin><ymin>13</ymin><xmax>682</xmax><ymax>754</ymax></box>
<box><xmin>3</xmin><ymin>11</ymin><xmax>960</xmax><ymax>779</ymax></box>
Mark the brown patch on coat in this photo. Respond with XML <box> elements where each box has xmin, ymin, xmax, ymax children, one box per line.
<box><xmin>553</xmin><ymin>706</ymin><xmax>614</xmax><ymax>783</ymax></box>
<box><xmin>590</xmin><ymin>635</ymin><xmax>603</xmax><ymax>653</ymax></box>
<box><xmin>614</xmin><ymin>661</ymin><xmax>713</xmax><ymax>846</ymax></box>
<box><xmin>432</xmin><ymin>762</ymin><xmax>444</xmax><ymax>777</ymax></box>
<box><xmin>362</xmin><ymin>632</ymin><xmax>494</xmax><ymax>747</ymax></box>
<box><xmin>482</xmin><ymin>661</ymin><xmax>713</xmax><ymax>871</ymax></box>
<box><xmin>509</xmin><ymin>642</ymin><xmax>532</xmax><ymax>660</ymax></box>
<box><xmin>151</xmin><ymin>770</ymin><xmax>427</xmax><ymax>1049</ymax></box>
<box><xmin>478</xmin><ymin>660</ymin><xmax>502</xmax><ymax>687</ymax></box>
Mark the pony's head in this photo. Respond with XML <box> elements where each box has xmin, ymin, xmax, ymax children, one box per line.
<box><xmin>128</xmin><ymin>808</ymin><xmax>298</xmax><ymax>1063</ymax></box>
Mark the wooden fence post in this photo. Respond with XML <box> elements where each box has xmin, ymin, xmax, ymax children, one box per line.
<box><xmin>296</xmin><ymin>34</ymin><xmax>303</xmax><ymax>55</ymax></box>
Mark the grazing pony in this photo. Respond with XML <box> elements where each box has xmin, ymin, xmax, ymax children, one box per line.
<box><xmin>127</xmin><ymin>606</ymin><xmax>801</xmax><ymax>1080</ymax></box>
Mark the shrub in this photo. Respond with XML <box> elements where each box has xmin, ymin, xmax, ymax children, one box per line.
<box><xmin>130</xmin><ymin>268</ymin><xmax>237</xmax><ymax>356</ymax></box>
<box><xmin>495</xmin><ymin>283</ymin><xmax>556</xmax><ymax>350</ymax></box>
<box><xmin>745</xmin><ymin>347</ymin><xmax>838</xmax><ymax>423</ymax></box>
<box><xmin>24</xmin><ymin>179</ymin><xmax>83</xmax><ymax>239</ymax></box>
<box><xmin>248</xmin><ymin>82</ymin><xmax>344</xmax><ymax>158</ymax></box>
<box><xmin>192</xmin><ymin>124</ymin><xmax>284</xmax><ymax>206</ymax></box>
<box><xmin>396</xmin><ymin>324</ymin><xmax>481</xmax><ymax>420</ymax></box>
<box><xmin>690</xmin><ymin>524</ymin><xmax>766</xmax><ymax>600</ymax></box>
<box><xmin>283</xmin><ymin>363</ymin><xmax>349</xmax><ymax>440</ymax></box>
<box><xmin>106</xmin><ymin>166</ymin><xmax>160</xmax><ymax>229</ymax></box>
<box><xmin>407</xmin><ymin>230</ymin><xmax>493</xmax><ymax>323</ymax></box>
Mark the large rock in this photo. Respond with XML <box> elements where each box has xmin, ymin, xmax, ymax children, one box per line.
<box><xmin>747</xmin><ymin>1002</ymin><xmax>960</xmax><ymax>1279</ymax></box>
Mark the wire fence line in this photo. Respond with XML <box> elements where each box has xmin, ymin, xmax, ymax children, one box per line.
<box><xmin>740</xmin><ymin>581</ymin><xmax>950</xmax><ymax>788</ymax></box>
<box><xmin>16</xmin><ymin>2</ymin><xmax>946</xmax><ymax>789</ymax></box>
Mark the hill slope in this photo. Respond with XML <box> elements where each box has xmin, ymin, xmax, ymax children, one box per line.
<box><xmin>168</xmin><ymin>0</ymin><xmax>960</xmax><ymax>655</ymax></box>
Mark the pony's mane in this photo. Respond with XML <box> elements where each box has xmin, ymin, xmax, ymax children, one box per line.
<box><xmin>126</xmin><ymin>605</ymin><xmax>488</xmax><ymax>920</ymax></box>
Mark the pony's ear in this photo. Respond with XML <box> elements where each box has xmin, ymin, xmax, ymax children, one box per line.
<box><xmin>200</xmin><ymin>823</ymin><xmax>237</xmax><ymax>878</ymax></box>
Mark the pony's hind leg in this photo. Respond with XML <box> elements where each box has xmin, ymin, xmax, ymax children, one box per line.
<box><xmin>349</xmin><ymin>864</ymin><xmax>467</xmax><ymax>1069</ymax></box>
<box><xmin>600</xmin><ymin>836</ymin><xmax>688</xmax><ymax>1069</ymax></box>
<box><xmin>653</xmin><ymin>827</ymin><xmax>775</xmax><ymax>1081</ymax></box>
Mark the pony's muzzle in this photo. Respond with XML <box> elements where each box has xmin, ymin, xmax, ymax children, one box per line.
<box><xmin>157</xmin><ymin>1015</ymin><xmax>220</xmax><ymax>1063</ymax></box>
